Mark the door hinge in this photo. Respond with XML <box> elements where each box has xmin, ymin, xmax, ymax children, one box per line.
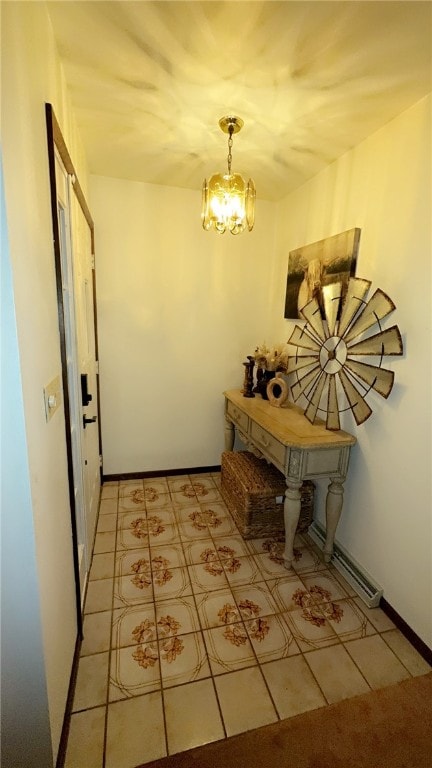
<box><xmin>99</xmin><ymin>455</ymin><xmax>103</xmax><ymax>468</ymax></box>
<box><xmin>95</xmin><ymin>361</ymin><xmax>99</xmax><ymax>374</ymax></box>
<box><xmin>91</xmin><ymin>254</ymin><xmax>95</xmax><ymax>270</ymax></box>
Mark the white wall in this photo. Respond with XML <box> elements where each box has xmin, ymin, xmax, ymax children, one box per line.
<box><xmin>271</xmin><ymin>95</ymin><xmax>431</xmax><ymax>647</ymax></box>
<box><xmin>90</xmin><ymin>176</ymin><xmax>277</xmax><ymax>474</ymax></box>
<box><xmin>2</xmin><ymin>2</ymin><xmax>90</xmax><ymax>760</ymax></box>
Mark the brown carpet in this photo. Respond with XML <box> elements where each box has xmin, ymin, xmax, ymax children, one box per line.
<box><xmin>142</xmin><ymin>672</ymin><xmax>432</xmax><ymax>768</ymax></box>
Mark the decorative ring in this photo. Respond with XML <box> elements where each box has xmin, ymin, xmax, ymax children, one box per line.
<box><xmin>266</xmin><ymin>374</ymin><xmax>289</xmax><ymax>407</ymax></box>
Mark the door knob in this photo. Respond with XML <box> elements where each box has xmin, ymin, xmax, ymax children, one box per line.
<box><xmin>83</xmin><ymin>415</ymin><xmax>97</xmax><ymax>429</ymax></box>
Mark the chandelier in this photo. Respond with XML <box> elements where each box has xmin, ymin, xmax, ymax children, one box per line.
<box><xmin>201</xmin><ymin>116</ymin><xmax>256</xmax><ymax>235</ymax></box>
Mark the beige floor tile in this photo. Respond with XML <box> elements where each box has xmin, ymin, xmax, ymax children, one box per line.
<box><xmin>145</xmin><ymin>507</ymin><xmax>178</xmax><ymax>525</ymax></box>
<box><xmin>85</xmin><ymin>578</ymin><xmax>113</xmax><ymax>614</ymax></box>
<box><xmin>195</xmin><ymin>487</ymin><xmax>223</xmax><ymax>503</ymax></box>
<box><xmin>109</xmin><ymin>643</ymin><xmax>160</xmax><ymax>701</ymax></box>
<box><xmin>101</xmin><ymin>484</ymin><xmax>118</xmax><ymax>500</ymax></box>
<box><xmin>112</xmin><ymin>604</ymin><xmax>157</xmax><ymax>649</ymax></box>
<box><xmin>143</xmin><ymin>483</ymin><xmax>170</xmax><ymax>500</ymax></box>
<box><xmin>72</xmin><ymin>652</ymin><xmax>109</xmax><ymax>712</ymax></box>
<box><xmin>152</xmin><ymin>565</ymin><xmax>193</xmax><ymax>601</ymax></box>
<box><xmin>64</xmin><ymin>706</ymin><xmax>105</xmax><ymax>768</ymax></box>
<box><xmin>202</xmin><ymin>502</ymin><xmax>237</xmax><ymax>534</ymax></box>
<box><xmin>214</xmin><ymin>535</ymin><xmax>251</xmax><ymax>559</ymax></box>
<box><xmin>305</xmin><ymin>644</ymin><xmax>371</xmax><ymax>703</ymax></box>
<box><xmin>345</xmin><ymin>634</ymin><xmax>411</xmax><ymax>689</ymax></box>
<box><xmin>146</xmin><ymin>495</ymin><xmax>176</xmax><ymax>512</ymax></box>
<box><xmin>117</xmin><ymin>512</ymin><xmax>180</xmax><ymax>549</ymax></box>
<box><xmin>105</xmin><ymin>691</ymin><xmax>166</xmax><ymax>768</ymax></box>
<box><xmin>99</xmin><ymin>498</ymin><xmax>118</xmax><ymax>514</ymax></box>
<box><xmin>245</xmin><ymin>613</ymin><xmax>299</xmax><ymax>663</ymax></box>
<box><xmin>188</xmin><ymin>562</ymin><xmax>230</xmax><ymax>594</ymax></box>
<box><xmin>188</xmin><ymin>474</ymin><xmax>217</xmax><ymax>488</ymax></box>
<box><xmin>254</xmin><ymin>551</ymin><xmax>294</xmax><ymax>578</ymax></box>
<box><xmin>164</xmin><ymin>678</ymin><xmax>225</xmax><ymax>755</ymax></box>
<box><xmin>352</xmin><ymin>598</ymin><xmax>396</xmax><ymax>632</ymax></box>
<box><xmin>167</xmin><ymin>476</ymin><xmax>194</xmax><ymax>494</ymax></box>
<box><xmin>96</xmin><ymin>513</ymin><xmax>117</xmax><ymax>533</ymax></box>
<box><xmin>178</xmin><ymin>516</ymin><xmax>213</xmax><ymax>540</ymax></box>
<box><xmin>215</xmin><ymin>667</ymin><xmax>277</xmax><ymax>736</ymax></box>
<box><xmin>232</xmin><ymin>583</ymin><xmax>279</xmax><ymax>619</ymax></box>
<box><xmin>283</xmin><ymin>607</ymin><xmax>339</xmax><ymax>652</ymax></box>
<box><xmin>301</xmin><ymin>570</ymin><xmax>349</xmax><ymax>603</ymax></box>
<box><xmin>119</xmin><ymin>481</ymin><xmax>144</xmax><ymax>498</ymax></box>
<box><xmin>269</xmin><ymin>574</ymin><xmax>310</xmax><ymax>612</ymax></box>
<box><xmin>115</xmin><ymin>547</ymin><xmax>151</xmax><ymax>579</ymax></box>
<box><xmin>150</xmin><ymin>543</ymin><xmax>187</xmax><ymax>570</ymax></box>
<box><xmin>113</xmin><ymin>573</ymin><xmax>154</xmax><ymax>608</ymax></box>
<box><xmin>174</xmin><ymin>504</ymin><xmax>204</xmax><ymax>523</ymax></box>
<box><xmin>81</xmin><ymin>611</ymin><xmax>112</xmax><ymax>656</ymax></box>
<box><xmin>222</xmin><ymin>554</ymin><xmax>263</xmax><ymax>587</ymax></box>
<box><xmin>261</xmin><ymin>655</ymin><xmax>326</xmax><ymax>719</ymax></box>
<box><xmin>160</xmin><ymin>630</ymin><xmax>210</xmax><ymax>688</ymax></box>
<box><xmin>155</xmin><ymin>595</ymin><xmax>201</xmax><ymax>638</ymax></box>
<box><xmin>90</xmin><ymin>552</ymin><xmax>115</xmax><ymax>581</ymax></box>
<box><xmin>382</xmin><ymin>629</ymin><xmax>432</xmax><ymax>676</ymax></box>
<box><xmin>143</xmin><ymin>477</ymin><xmax>170</xmax><ymax>494</ymax></box>
<box><xmin>118</xmin><ymin>493</ymin><xmax>146</xmax><ymax>512</ymax></box>
<box><xmin>291</xmin><ymin>547</ymin><xmax>327</xmax><ymax>574</ymax></box>
<box><xmin>182</xmin><ymin>537</ymin><xmax>218</xmax><ymax>565</ymax></box>
<box><xmin>93</xmin><ymin>531</ymin><xmax>116</xmax><ymax>554</ymax></box>
<box><xmin>324</xmin><ymin>598</ymin><xmax>375</xmax><ymax>641</ymax></box>
<box><xmin>171</xmin><ymin>491</ymin><xmax>202</xmax><ymax>509</ymax></box>
<box><xmin>196</xmin><ymin>588</ymin><xmax>240</xmax><ymax>629</ymax></box>
<box><xmin>203</xmin><ymin>623</ymin><xmax>256</xmax><ymax>674</ymax></box>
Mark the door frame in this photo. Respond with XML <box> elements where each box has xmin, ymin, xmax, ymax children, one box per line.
<box><xmin>45</xmin><ymin>103</ymin><xmax>102</xmax><ymax>633</ymax></box>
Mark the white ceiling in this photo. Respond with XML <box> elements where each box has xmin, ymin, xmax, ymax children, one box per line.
<box><xmin>47</xmin><ymin>1</ymin><xmax>431</xmax><ymax>201</ymax></box>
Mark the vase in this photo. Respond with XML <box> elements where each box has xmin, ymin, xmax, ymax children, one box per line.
<box><xmin>258</xmin><ymin>369</ymin><xmax>276</xmax><ymax>400</ymax></box>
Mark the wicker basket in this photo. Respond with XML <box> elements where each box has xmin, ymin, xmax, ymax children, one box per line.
<box><xmin>221</xmin><ymin>450</ymin><xmax>314</xmax><ymax>539</ymax></box>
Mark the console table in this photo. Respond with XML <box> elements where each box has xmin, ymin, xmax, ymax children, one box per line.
<box><xmin>224</xmin><ymin>390</ymin><xmax>356</xmax><ymax>569</ymax></box>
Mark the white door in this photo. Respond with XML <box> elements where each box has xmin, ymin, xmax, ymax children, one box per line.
<box><xmin>70</xmin><ymin>187</ymin><xmax>100</xmax><ymax>556</ymax></box>
<box><xmin>55</xmin><ymin>152</ymin><xmax>100</xmax><ymax>607</ymax></box>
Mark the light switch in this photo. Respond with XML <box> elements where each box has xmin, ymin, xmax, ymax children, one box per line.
<box><xmin>44</xmin><ymin>375</ymin><xmax>62</xmax><ymax>422</ymax></box>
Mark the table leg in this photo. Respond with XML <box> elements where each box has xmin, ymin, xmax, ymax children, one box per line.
<box><xmin>324</xmin><ymin>478</ymin><xmax>345</xmax><ymax>562</ymax></box>
<box><xmin>224</xmin><ymin>418</ymin><xmax>235</xmax><ymax>451</ymax></box>
<box><xmin>283</xmin><ymin>479</ymin><xmax>302</xmax><ymax>569</ymax></box>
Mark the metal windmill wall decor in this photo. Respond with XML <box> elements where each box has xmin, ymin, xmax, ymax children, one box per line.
<box><xmin>287</xmin><ymin>277</ymin><xmax>403</xmax><ymax>430</ymax></box>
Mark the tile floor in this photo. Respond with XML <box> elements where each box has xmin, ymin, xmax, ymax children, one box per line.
<box><xmin>64</xmin><ymin>473</ymin><xmax>431</xmax><ymax>768</ymax></box>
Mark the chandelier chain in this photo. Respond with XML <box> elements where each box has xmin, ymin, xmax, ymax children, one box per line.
<box><xmin>227</xmin><ymin>126</ymin><xmax>234</xmax><ymax>174</ymax></box>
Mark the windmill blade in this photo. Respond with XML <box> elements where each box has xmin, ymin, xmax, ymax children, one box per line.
<box><xmin>291</xmin><ymin>364</ymin><xmax>322</xmax><ymax>402</ymax></box>
<box><xmin>304</xmin><ymin>372</ymin><xmax>328</xmax><ymax>424</ymax></box>
<box><xmin>338</xmin><ymin>278</ymin><xmax>371</xmax><ymax>338</ymax></box>
<box><xmin>287</xmin><ymin>355</ymin><xmax>318</xmax><ymax>374</ymax></box>
<box><xmin>338</xmin><ymin>369</ymin><xmax>372</xmax><ymax>425</ymax></box>
<box><xmin>344</xmin><ymin>359</ymin><xmax>395</xmax><ymax>398</ymax></box>
<box><xmin>322</xmin><ymin>282</ymin><xmax>343</xmax><ymax>336</ymax></box>
<box><xmin>347</xmin><ymin>325</ymin><xmax>403</xmax><ymax>356</ymax></box>
<box><xmin>299</xmin><ymin>298</ymin><xmax>326</xmax><ymax>341</ymax></box>
<box><xmin>326</xmin><ymin>375</ymin><xmax>340</xmax><ymax>431</ymax></box>
<box><xmin>288</xmin><ymin>324</ymin><xmax>321</xmax><ymax>352</ymax></box>
<box><xmin>344</xmin><ymin>289</ymin><xmax>396</xmax><ymax>343</ymax></box>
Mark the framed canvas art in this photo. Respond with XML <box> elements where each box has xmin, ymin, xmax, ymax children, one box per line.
<box><xmin>284</xmin><ymin>228</ymin><xmax>361</xmax><ymax>319</ymax></box>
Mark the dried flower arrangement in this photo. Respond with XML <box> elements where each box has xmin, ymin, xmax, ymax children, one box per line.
<box><xmin>254</xmin><ymin>343</ymin><xmax>288</xmax><ymax>372</ymax></box>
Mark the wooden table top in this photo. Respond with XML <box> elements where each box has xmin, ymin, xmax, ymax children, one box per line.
<box><xmin>224</xmin><ymin>389</ymin><xmax>356</xmax><ymax>449</ymax></box>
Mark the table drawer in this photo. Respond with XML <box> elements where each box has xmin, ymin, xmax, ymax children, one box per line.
<box><xmin>226</xmin><ymin>400</ymin><xmax>249</xmax><ymax>433</ymax></box>
<box><xmin>250</xmin><ymin>421</ymin><xmax>286</xmax><ymax>467</ymax></box>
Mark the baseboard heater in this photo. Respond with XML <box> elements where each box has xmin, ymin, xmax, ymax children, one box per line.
<box><xmin>308</xmin><ymin>521</ymin><xmax>383</xmax><ymax>608</ymax></box>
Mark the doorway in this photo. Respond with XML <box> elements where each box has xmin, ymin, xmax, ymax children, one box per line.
<box><xmin>46</xmin><ymin>104</ymin><xmax>102</xmax><ymax>623</ymax></box>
